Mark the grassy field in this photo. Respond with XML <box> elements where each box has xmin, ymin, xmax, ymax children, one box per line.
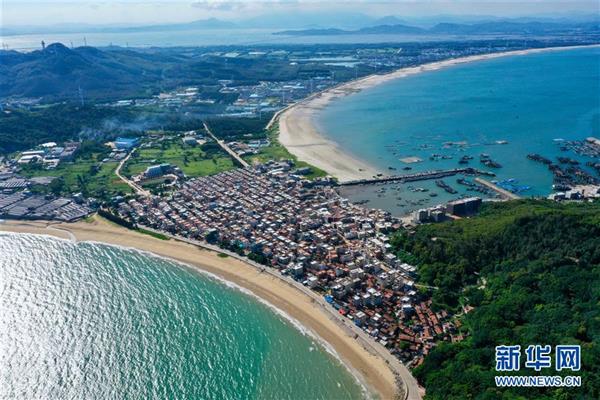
<box><xmin>21</xmin><ymin>154</ymin><xmax>132</xmax><ymax>199</ymax></box>
<box><xmin>122</xmin><ymin>139</ymin><xmax>235</xmax><ymax>178</ymax></box>
<box><xmin>136</xmin><ymin>227</ymin><xmax>169</xmax><ymax>240</ymax></box>
<box><xmin>244</xmin><ymin>126</ymin><xmax>328</xmax><ymax>180</ymax></box>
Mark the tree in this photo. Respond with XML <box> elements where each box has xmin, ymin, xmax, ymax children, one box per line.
<box><xmin>48</xmin><ymin>177</ymin><xmax>65</xmax><ymax>195</ymax></box>
<box><xmin>393</xmin><ymin>200</ymin><xmax>600</xmax><ymax>399</ymax></box>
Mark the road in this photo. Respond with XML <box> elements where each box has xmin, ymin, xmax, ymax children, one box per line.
<box><xmin>265</xmin><ymin>102</ymin><xmax>295</xmax><ymax>131</ymax></box>
<box><xmin>203</xmin><ymin>121</ymin><xmax>250</xmax><ymax>168</ymax></box>
<box><xmin>474</xmin><ymin>177</ymin><xmax>520</xmax><ymax>200</ymax></box>
<box><xmin>114</xmin><ymin>149</ymin><xmax>151</xmax><ymax>197</ymax></box>
<box><xmin>140</xmin><ymin>224</ymin><xmax>422</xmax><ymax>400</ymax></box>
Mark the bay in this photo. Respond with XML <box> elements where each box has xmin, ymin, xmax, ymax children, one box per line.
<box><xmin>0</xmin><ymin>233</ymin><xmax>365</xmax><ymax>400</ymax></box>
<box><xmin>318</xmin><ymin>47</ymin><xmax>600</xmax><ymax>215</ymax></box>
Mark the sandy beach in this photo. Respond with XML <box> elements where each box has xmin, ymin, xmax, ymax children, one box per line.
<box><xmin>278</xmin><ymin>44</ymin><xmax>600</xmax><ymax>182</ymax></box>
<box><xmin>0</xmin><ymin>216</ymin><xmax>414</xmax><ymax>400</ymax></box>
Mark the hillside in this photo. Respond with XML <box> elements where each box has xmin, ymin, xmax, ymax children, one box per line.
<box><xmin>392</xmin><ymin>200</ymin><xmax>600</xmax><ymax>399</ymax></box>
<box><xmin>0</xmin><ymin>43</ymin><xmax>184</xmax><ymax>101</ymax></box>
<box><xmin>0</xmin><ymin>43</ymin><xmax>362</xmax><ymax>102</ymax></box>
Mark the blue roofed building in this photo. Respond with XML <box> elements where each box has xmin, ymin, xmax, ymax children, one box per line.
<box><xmin>115</xmin><ymin>137</ymin><xmax>139</xmax><ymax>150</ymax></box>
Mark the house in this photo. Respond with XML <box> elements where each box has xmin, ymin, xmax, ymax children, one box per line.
<box><xmin>144</xmin><ymin>163</ymin><xmax>172</xmax><ymax>179</ymax></box>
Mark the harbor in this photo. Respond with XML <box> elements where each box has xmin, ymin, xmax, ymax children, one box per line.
<box><xmin>339</xmin><ymin>167</ymin><xmax>495</xmax><ymax>187</ymax></box>
<box><xmin>315</xmin><ymin>46</ymin><xmax>600</xmax><ymax>212</ymax></box>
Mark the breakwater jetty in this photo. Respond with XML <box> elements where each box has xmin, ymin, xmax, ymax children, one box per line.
<box><xmin>339</xmin><ymin>168</ymin><xmax>495</xmax><ymax>187</ymax></box>
<box><xmin>474</xmin><ymin>177</ymin><xmax>521</xmax><ymax>200</ymax></box>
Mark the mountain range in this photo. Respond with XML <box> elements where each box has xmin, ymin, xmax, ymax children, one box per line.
<box><xmin>274</xmin><ymin>20</ymin><xmax>600</xmax><ymax>36</ymax></box>
<box><xmin>3</xmin><ymin>13</ymin><xmax>599</xmax><ymax>36</ymax></box>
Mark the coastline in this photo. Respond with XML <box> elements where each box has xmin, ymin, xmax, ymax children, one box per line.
<box><xmin>0</xmin><ymin>216</ymin><xmax>412</xmax><ymax>400</ymax></box>
<box><xmin>278</xmin><ymin>44</ymin><xmax>600</xmax><ymax>182</ymax></box>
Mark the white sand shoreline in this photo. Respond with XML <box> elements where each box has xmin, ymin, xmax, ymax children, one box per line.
<box><xmin>278</xmin><ymin>44</ymin><xmax>600</xmax><ymax>182</ymax></box>
<box><xmin>0</xmin><ymin>217</ymin><xmax>416</xmax><ymax>400</ymax></box>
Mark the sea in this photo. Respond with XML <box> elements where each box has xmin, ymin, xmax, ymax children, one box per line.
<box><xmin>317</xmin><ymin>46</ymin><xmax>600</xmax><ymax>215</ymax></box>
<box><xmin>0</xmin><ymin>233</ymin><xmax>366</xmax><ymax>400</ymax></box>
<box><xmin>1</xmin><ymin>28</ymin><xmax>473</xmax><ymax>52</ymax></box>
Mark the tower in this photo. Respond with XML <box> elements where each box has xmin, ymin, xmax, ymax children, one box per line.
<box><xmin>78</xmin><ymin>86</ymin><xmax>85</xmax><ymax>107</ymax></box>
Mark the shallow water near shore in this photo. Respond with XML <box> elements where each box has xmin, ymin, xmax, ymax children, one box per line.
<box><xmin>0</xmin><ymin>233</ymin><xmax>365</xmax><ymax>399</ymax></box>
<box><xmin>319</xmin><ymin>47</ymin><xmax>600</xmax><ymax>215</ymax></box>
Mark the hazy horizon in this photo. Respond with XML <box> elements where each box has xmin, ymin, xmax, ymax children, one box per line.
<box><xmin>3</xmin><ymin>0</ymin><xmax>599</xmax><ymax>28</ymax></box>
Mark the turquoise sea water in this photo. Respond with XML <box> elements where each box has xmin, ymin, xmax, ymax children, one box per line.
<box><xmin>0</xmin><ymin>233</ymin><xmax>365</xmax><ymax>400</ymax></box>
<box><xmin>318</xmin><ymin>47</ymin><xmax>600</xmax><ymax>215</ymax></box>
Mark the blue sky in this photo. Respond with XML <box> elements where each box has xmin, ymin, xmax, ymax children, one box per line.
<box><xmin>3</xmin><ymin>1</ymin><xmax>598</xmax><ymax>26</ymax></box>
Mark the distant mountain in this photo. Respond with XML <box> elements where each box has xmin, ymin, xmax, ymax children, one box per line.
<box><xmin>274</xmin><ymin>20</ymin><xmax>600</xmax><ymax>36</ymax></box>
<box><xmin>358</xmin><ymin>24</ymin><xmax>425</xmax><ymax>35</ymax></box>
<box><xmin>6</xmin><ymin>13</ymin><xmax>599</xmax><ymax>36</ymax></box>
<box><xmin>0</xmin><ymin>43</ymin><xmax>182</xmax><ymax>100</ymax></box>
<box><xmin>366</xmin><ymin>16</ymin><xmax>407</xmax><ymax>27</ymax></box>
<box><xmin>273</xmin><ymin>28</ymin><xmax>348</xmax><ymax>36</ymax></box>
<box><xmin>274</xmin><ymin>24</ymin><xmax>425</xmax><ymax>36</ymax></box>
<box><xmin>117</xmin><ymin>18</ymin><xmax>237</xmax><ymax>32</ymax></box>
<box><xmin>429</xmin><ymin>21</ymin><xmax>600</xmax><ymax>35</ymax></box>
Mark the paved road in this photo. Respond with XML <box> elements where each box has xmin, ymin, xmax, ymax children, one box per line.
<box><xmin>265</xmin><ymin>102</ymin><xmax>294</xmax><ymax>131</ymax></box>
<box><xmin>203</xmin><ymin>122</ymin><xmax>250</xmax><ymax>168</ymax></box>
<box><xmin>140</xmin><ymin>224</ymin><xmax>422</xmax><ymax>400</ymax></box>
<box><xmin>114</xmin><ymin>149</ymin><xmax>151</xmax><ymax>197</ymax></box>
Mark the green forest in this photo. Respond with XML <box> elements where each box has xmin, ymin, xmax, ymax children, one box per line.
<box><xmin>0</xmin><ymin>104</ymin><xmax>138</xmax><ymax>153</ymax></box>
<box><xmin>0</xmin><ymin>103</ymin><xmax>216</xmax><ymax>154</ymax></box>
<box><xmin>392</xmin><ymin>200</ymin><xmax>600</xmax><ymax>400</ymax></box>
<box><xmin>205</xmin><ymin>115</ymin><xmax>272</xmax><ymax>140</ymax></box>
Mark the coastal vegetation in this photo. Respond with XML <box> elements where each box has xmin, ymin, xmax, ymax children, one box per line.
<box><xmin>135</xmin><ymin>227</ymin><xmax>169</xmax><ymax>240</ymax></box>
<box><xmin>392</xmin><ymin>200</ymin><xmax>600</xmax><ymax>399</ymax></box>
<box><xmin>247</xmin><ymin>126</ymin><xmax>328</xmax><ymax>180</ymax></box>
